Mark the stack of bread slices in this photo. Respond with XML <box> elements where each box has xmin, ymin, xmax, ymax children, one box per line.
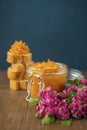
<box><xmin>7</xmin><ymin>41</ymin><xmax>33</xmax><ymax>90</ymax></box>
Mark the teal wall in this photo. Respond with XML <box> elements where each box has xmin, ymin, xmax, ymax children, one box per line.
<box><xmin>0</xmin><ymin>0</ymin><xmax>87</xmax><ymax>70</ymax></box>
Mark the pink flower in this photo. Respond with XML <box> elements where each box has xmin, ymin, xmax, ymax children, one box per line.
<box><xmin>37</xmin><ymin>87</ymin><xmax>60</xmax><ymax>118</ymax></box>
<box><xmin>58</xmin><ymin>89</ymin><xmax>67</xmax><ymax>99</ymax></box>
<box><xmin>56</xmin><ymin>100</ymin><xmax>70</xmax><ymax>120</ymax></box>
<box><xmin>77</xmin><ymin>86</ymin><xmax>87</xmax><ymax>103</ymax></box>
<box><xmin>80</xmin><ymin>79</ymin><xmax>87</xmax><ymax>85</ymax></box>
<box><xmin>83</xmin><ymin>104</ymin><xmax>87</xmax><ymax>117</ymax></box>
<box><xmin>69</xmin><ymin>99</ymin><xmax>84</xmax><ymax>118</ymax></box>
<box><xmin>36</xmin><ymin>84</ymin><xmax>87</xmax><ymax>120</ymax></box>
<box><xmin>67</xmin><ymin>85</ymin><xmax>78</xmax><ymax>93</ymax></box>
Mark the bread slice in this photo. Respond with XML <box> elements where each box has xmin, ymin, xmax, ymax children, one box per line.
<box><xmin>10</xmin><ymin>80</ymin><xmax>20</xmax><ymax>90</ymax></box>
<box><xmin>7</xmin><ymin>52</ymin><xmax>32</xmax><ymax>64</ymax></box>
<box><xmin>7</xmin><ymin>52</ymin><xmax>18</xmax><ymax>63</ymax></box>
<box><xmin>9</xmin><ymin>80</ymin><xmax>28</xmax><ymax>90</ymax></box>
<box><xmin>7</xmin><ymin>67</ymin><xmax>22</xmax><ymax>80</ymax></box>
<box><xmin>19</xmin><ymin>80</ymin><xmax>28</xmax><ymax>90</ymax></box>
<box><xmin>11</xmin><ymin>63</ymin><xmax>25</xmax><ymax>72</ymax></box>
<box><xmin>22</xmin><ymin>53</ymin><xmax>32</xmax><ymax>64</ymax></box>
<box><xmin>25</xmin><ymin>61</ymin><xmax>34</xmax><ymax>69</ymax></box>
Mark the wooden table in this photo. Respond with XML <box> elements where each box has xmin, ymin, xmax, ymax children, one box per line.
<box><xmin>0</xmin><ymin>71</ymin><xmax>87</xmax><ymax>130</ymax></box>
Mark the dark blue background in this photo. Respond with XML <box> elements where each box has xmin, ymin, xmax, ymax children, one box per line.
<box><xmin>0</xmin><ymin>0</ymin><xmax>87</xmax><ymax>70</ymax></box>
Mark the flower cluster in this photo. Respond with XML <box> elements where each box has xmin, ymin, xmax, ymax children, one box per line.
<box><xmin>80</xmin><ymin>79</ymin><xmax>87</xmax><ymax>85</ymax></box>
<box><xmin>36</xmin><ymin>79</ymin><xmax>87</xmax><ymax>122</ymax></box>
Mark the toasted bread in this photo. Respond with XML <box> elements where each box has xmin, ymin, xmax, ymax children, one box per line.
<box><xmin>11</xmin><ymin>63</ymin><xmax>25</xmax><ymax>72</ymax></box>
<box><xmin>7</xmin><ymin>52</ymin><xmax>32</xmax><ymax>64</ymax></box>
<box><xmin>7</xmin><ymin>67</ymin><xmax>22</xmax><ymax>80</ymax></box>
<box><xmin>19</xmin><ymin>80</ymin><xmax>28</xmax><ymax>90</ymax></box>
<box><xmin>22</xmin><ymin>53</ymin><xmax>32</xmax><ymax>64</ymax></box>
<box><xmin>9</xmin><ymin>80</ymin><xmax>28</xmax><ymax>90</ymax></box>
<box><xmin>10</xmin><ymin>80</ymin><xmax>20</xmax><ymax>90</ymax></box>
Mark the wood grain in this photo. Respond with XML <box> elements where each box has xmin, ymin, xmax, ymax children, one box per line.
<box><xmin>0</xmin><ymin>71</ymin><xmax>87</xmax><ymax>130</ymax></box>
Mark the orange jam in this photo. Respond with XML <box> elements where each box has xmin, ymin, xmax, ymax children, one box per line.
<box><xmin>27</xmin><ymin>60</ymin><xmax>68</xmax><ymax>98</ymax></box>
<box><xmin>9</xmin><ymin>40</ymin><xmax>30</xmax><ymax>57</ymax></box>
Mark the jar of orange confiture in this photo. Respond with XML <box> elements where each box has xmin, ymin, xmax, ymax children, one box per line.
<box><xmin>26</xmin><ymin>60</ymin><xmax>68</xmax><ymax>99</ymax></box>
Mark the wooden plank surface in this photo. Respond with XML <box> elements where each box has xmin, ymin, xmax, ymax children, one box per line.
<box><xmin>0</xmin><ymin>71</ymin><xmax>87</xmax><ymax>130</ymax></box>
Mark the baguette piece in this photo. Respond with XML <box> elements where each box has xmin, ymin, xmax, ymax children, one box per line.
<box><xmin>7</xmin><ymin>52</ymin><xmax>18</xmax><ymax>63</ymax></box>
<box><xmin>7</xmin><ymin>67</ymin><xmax>22</xmax><ymax>80</ymax></box>
<box><xmin>10</xmin><ymin>80</ymin><xmax>28</xmax><ymax>90</ymax></box>
<box><xmin>22</xmin><ymin>53</ymin><xmax>32</xmax><ymax>64</ymax></box>
<box><xmin>20</xmin><ymin>72</ymin><xmax>29</xmax><ymax>80</ymax></box>
<box><xmin>11</xmin><ymin>63</ymin><xmax>25</xmax><ymax>72</ymax></box>
<box><xmin>19</xmin><ymin>80</ymin><xmax>28</xmax><ymax>90</ymax></box>
<box><xmin>25</xmin><ymin>61</ymin><xmax>34</xmax><ymax>69</ymax></box>
<box><xmin>10</xmin><ymin>80</ymin><xmax>20</xmax><ymax>90</ymax></box>
<box><xmin>7</xmin><ymin>52</ymin><xmax>32</xmax><ymax>64</ymax></box>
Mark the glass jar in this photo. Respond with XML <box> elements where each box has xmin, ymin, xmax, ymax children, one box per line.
<box><xmin>26</xmin><ymin>63</ymin><xmax>68</xmax><ymax>101</ymax></box>
<box><xmin>67</xmin><ymin>68</ymin><xmax>84</xmax><ymax>80</ymax></box>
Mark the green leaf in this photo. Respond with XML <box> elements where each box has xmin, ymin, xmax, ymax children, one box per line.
<box><xmin>29</xmin><ymin>96</ymin><xmax>40</xmax><ymax>106</ymax></box>
<box><xmin>55</xmin><ymin>119</ymin><xmax>60</xmax><ymax>124</ymax></box>
<box><xmin>65</xmin><ymin>80</ymin><xmax>73</xmax><ymax>88</ymax></box>
<box><xmin>67</xmin><ymin>90</ymin><xmax>77</xmax><ymax>97</ymax></box>
<box><xmin>35</xmin><ymin>112</ymin><xmax>39</xmax><ymax>118</ymax></box>
<box><xmin>73</xmin><ymin>78</ymin><xmax>80</xmax><ymax>86</ymax></box>
<box><xmin>79</xmin><ymin>84</ymin><xmax>84</xmax><ymax>88</ymax></box>
<box><xmin>41</xmin><ymin>114</ymin><xmax>55</xmax><ymax>125</ymax></box>
<box><xmin>60</xmin><ymin>119</ymin><xmax>72</xmax><ymax>126</ymax></box>
<box><xmin>66</xmin><ymin>78</ymin><xmax>84</xmax><ymax>88</ymax></box>
<box><xmin>66</xmin><ymin>97</ymin><xmax>72</xmax><ymax>104</ymax></box>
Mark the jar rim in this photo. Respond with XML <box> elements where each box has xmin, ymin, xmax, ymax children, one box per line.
<box><xmin>27</xmin><ymin>62</ymin><xmax>68</xmax><ymax>75</ymax></box>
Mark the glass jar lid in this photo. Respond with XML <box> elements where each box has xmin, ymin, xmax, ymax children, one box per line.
<box><xmin>67</xmin><ymin>68</ymin><xmax>84</xmax><ymax>80</ymax></box>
